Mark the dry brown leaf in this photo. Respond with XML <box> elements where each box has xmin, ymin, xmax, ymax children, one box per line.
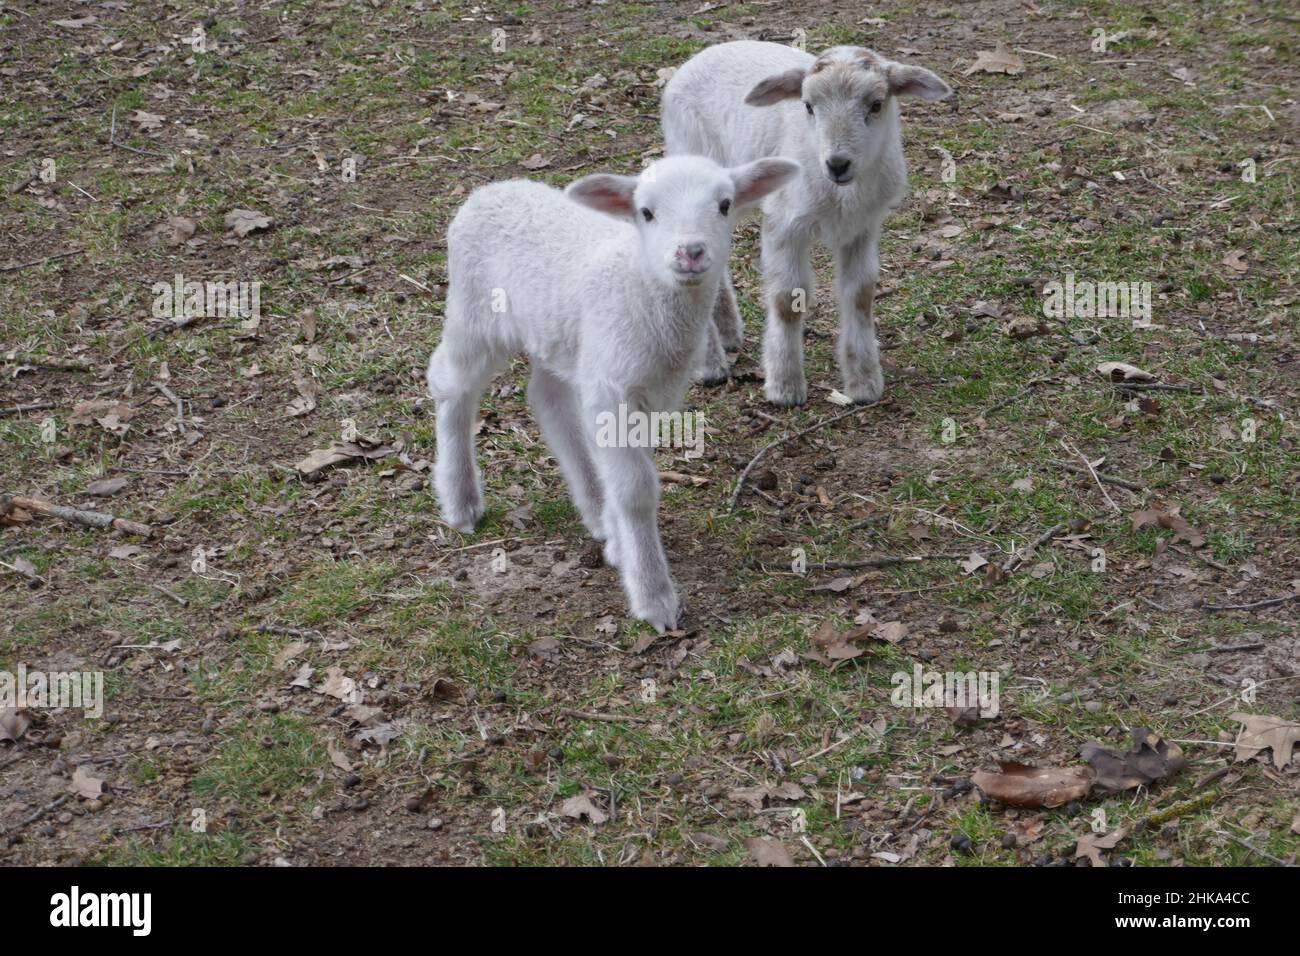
<box><xmin>1097</xmin><ymin>361</ymin><xmax>1157</xmax><ymax>383</ymax></box>
<box><xmin>745</xmin><ymin>836</ymin><xmax>796</xmax><ymax>867</ymax></box>
<box><xmin>0</xmin><ymin>707</ymin><xmax>29</xmax><ymax>742</ymax></box>
<box><xmin>972</xmin><ymin>761</ymin><xmax>1095</xmax><ymax>808</ymax></box>
<box><xmin>327</xmin><ymin>738</ymin><xmax>354</xmax><ymax>772</ymax></box>
<box><xmin>1230</xmin><ymin>713</ymin><xmax>1300</xmax><ymax>770</ymax></box>
<box><xmin>273</xmin><ymin>640</ymin><xmax>309</xmax><ymax>670</ymax></box>
<box><xmin>224</xmin><ymin>208</ymin><xmax>273</xmax><ymax>237</ymax></box>
<box><xmin>286</xmin><ymin>371</ymin><xmax>320</xmax><ymax>418</ymax></box>
<box><xmin>1129</xmin><ymin>506</ymin><xmax>1205</xmax><ymax>548</ymax></box>
<box><xmin>295</xmin><ymin>438</ymin><xmax>394</xmax><ymax>475</ymax></box>
<box><xmin>963</xmin><ymin>44</ymin><xmax>1024</xmax><ymax>76</ymax></box>
<box><xmin>728</xmin><ymin>782</ymin><xmax>807</xmax><ymax>809</ymax></box>
<box><xmin>85</xmin><ymin>476</ymin><xmax>128</xmax><ymax>497</ymax></box>
<box><xmin>69</xmin><ymin>765</ymin><xmax>105</xmax><ymax>800</ymax></box>
<box><xmin>560</xmin><ymin>793</ymin><xmax>608</xmax><ymax>824</ymax></box>
<box><xmin>316</xmin><ymin>666</ymin><xmax>360</xmax><ymax>702</ymax></box>
<box><xmin>1081</xmin><ymin>728</ymin><xmax>1186</xmax><ymax>792</ymax></box>
<box><xmin>1074</xmin><ymin>825</ymin><xmax>1131</xmax><ymax>867</ymax></box>
<box><xmin>1222</xmin><ymin>250</ymin><xmax>1248</xmax><ymax>274</ymax></box>
<box><xmin>149</xmin><ymin>216</ymin><xmax>196</xmax><ymax>247</ymax></box>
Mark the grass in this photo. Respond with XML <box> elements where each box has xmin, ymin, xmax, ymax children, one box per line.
<box><xmin>0</xmin><ymin>0</ymin><xmax>1296</xmax><ymax>867</ymax></box>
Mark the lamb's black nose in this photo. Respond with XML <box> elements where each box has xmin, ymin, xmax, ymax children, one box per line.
<box><xmin>826</xmin><ymin>156</ymin><xmax>852</xmax><ymax>180</ymax></box>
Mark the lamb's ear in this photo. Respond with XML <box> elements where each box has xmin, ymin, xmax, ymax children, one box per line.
<box><xmin>566</xmin><ymin>173</ymin><xmax>639</xmax><ymax>219</ymax></box>
<box><xmin>730</xmin><ymin>158</ymin><xmax>800</xmax><ymax>208</ymax></box>
<box><xmin>744</xmin><ymin>67</ymin><xmax>806</xmax><ymax>106</ymax></box>
<box><xmin>886</xmin><ymin>62</ymin><xmax>952</xmax><ymax>101</ymax></box>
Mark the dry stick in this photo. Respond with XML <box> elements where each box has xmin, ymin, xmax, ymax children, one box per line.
<box><xmin>1115</xmin><ymin>382</ymin><xmax>1201</xmax><ymax>394</ymax></box>
<box><xmin>0</xmin><ymin>794</ymin><xmax>70</xmax><ymax>838</ymax></box>
<box><xmin>1061</xmin><ymin>440</ymin><xmax>1120</xmax><ymax>512</ymax></box>
<box><xmin>0</xmin><ymin>401</ymin><xmax>55</xmax><ymax>417</ymax></box>
<box><xmin>559</xmin><ymin>708</ymin><xmax>653</xmax><ymax>725</ymax></box>
<box><xmin>1003</xmin><ymin>522</ymin><xmax>1066</xmax><ymax>573</ymax></box>
<box><xmin>982</xmin><ymin>376</ymin><xmax>1051</xmax><ymax>418</ymax></box>
<box><xmin>1045</xmin><ymin>460</ymin><xmax>1147</xmax><ymax>492</ymax></box>
<box><xmin>0</xmin><ymin>248</ymin><xmax>84</xmax><ymax>274</ymax></box>
<box><xmin>106</xmin><ymin>313</ymin><xmax>207</xmax><ymax>362</ymax></box>
<box><xmin>1202</xmin><ymin>592</ymin><xmax>1300</xmax><ymax>612</ymax></box>
<box><xmin>108</xmin><ymin>105</ymin><xmax>172</xmax><ymax>158</ymax></box>
<box><xmin>814</xmin><ymin>554</ymin><xmax>965</xmax><ymax>571</ymax></box>
<box><xmin>4</xmin><ymin>354</ymin><xmax>93</xmax><ymax>371</ymax></box>
<box><xmin>1</xmin><ymin>494</ymin><xmax>153</xmax><ymax>537</ymax></box>
<box><xmin>728</xmin><ymin>406</ymin><xmax>870</xmax><ymax>513</ymax></box>
<box><xmin>1232</xmin><ymin>836</ymin><xmax>1296</xmax><ymax>867</ymax></box>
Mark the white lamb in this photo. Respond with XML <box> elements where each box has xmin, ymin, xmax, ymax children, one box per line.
<box><xmin>663</xmin><ymin>41</ymin><xmax>952</xmax><ymax>405</ymax></box>
<box><xmin>426</xmin><ymin>154</ymin><xmax>800</xmax><ymax>632</ymax></box>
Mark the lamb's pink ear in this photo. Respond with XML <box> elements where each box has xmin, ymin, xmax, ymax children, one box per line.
<box><xmin>566</xmin><ymin>173</ymin><xmax>639</xmax><ymax>218</ymax></box>
<box><xmin>886</xmin><ymin>62</ymin><xmax>951</xmax><ymax>101</ymax></box>
<box><xmin>744</xmin><ymin>68</ymin><xmax>806</xmax><ymax>106</ymax></box>
<box><xmin>730</xmin><ymin>158</ymin><xmax>800</xmax><ymax>208</ymax></box>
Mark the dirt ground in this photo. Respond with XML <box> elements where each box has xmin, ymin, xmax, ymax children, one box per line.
<box><xmin>1</xmin><ymin>0</ymin><xmax>1297</xmax><ymax>866</ymax></box>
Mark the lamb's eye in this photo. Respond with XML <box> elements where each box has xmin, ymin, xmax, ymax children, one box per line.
<box><xmin>718</xmin><ymin>198</ymin><xmax>732</xmax><ymax>216</ymax></box>
<box><xmin>640</xmin><ymin>207</ymin><xmax>654</xmax><ymax>222</ymax></box>
<box><xmin>804</xmin><ymin>101</ymin><xmax>814</xmax><ymax>116</ymax></box>
<box><xmin>869</xmin><ymin>100</ymin><xmax>883</xmax><ymax>114</ymax></box>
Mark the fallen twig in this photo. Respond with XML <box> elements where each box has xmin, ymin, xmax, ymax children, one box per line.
<box><xmin>106</xmin><ymin>313</ymin><xmax>209</xmax><ymax>362</ymax></box>
<box><xmin>3</xmin><ymin>354</ymin><xmax>92</xmax><ymax>371</ymax></box>
<box><xmin>150</xmin><ymin>583</ymin><xmax>189</xmax><ymax>607</ymax></box>
<box><xmin>0</xmin><ymin>794</ymin><xmax>70</xmax><ymax>838</ymax></box>
<box><xmin>1</xmin><ymin>494</ymin><xmax>153</xmax><ymax>537</ymax></box>
<box><xmin>729</xmin><ymin>405</ymin><xmax>871</xmax><ymax>513</ymax></box>
<box><xmin>982</xmin><ymin>376</ymin><xmax>1052</xmax><ymax>418</ymax></box>
<box><xmin>1045</xmin><ymin>460</ymin><xmax>1147</xmax><ymax>492</ymax></box>
<box><xmin>0</xmin><ymin>248</ymin><xmax>84</xmax><ymax>273</ymax></box>
<box><xmin>1202</xmin><ymin>592</ymin><xmax>1300</xmax><ymax>612</ymax></box>
<box><xmin>1003</xmin><ymin>522</ymin><xmax>1066</xmax><ymax>573</ymax></box>
<box><xmin>814</xmin><ymin>554</ymin><xmax>965</xmax><ymax>571</ymax></box>
<box><xmin>108</xmin><ymin>105</ymin><xmax>172</xmax><ymax>158</ymax></box>
<box><xmin>559</xmin><ymin>708</ymin><xmax>653</xmax><ymax>725</ymax></box>
<box><xmin>0</xmin><ymin>401</ymin><xmax>55</xmax><ymax>417</ymax></box>
<box><xmin>1231</xmin><ymin>835</ymin><xmax>1296</xmax><ymax>867</ymax></box>
<box><xmin>1061</xmin><ymin>440</ymin><xmax>1120</xmax><ymax>512</ymax></box>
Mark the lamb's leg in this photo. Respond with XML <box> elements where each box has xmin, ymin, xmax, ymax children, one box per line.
<box><xmin>427</xmin><ymin>338</ymin><xmax>498</xmax><ymax>532</ymax></box>
<box><xmin>835</xmin><ymin>233</ymin><xmax>885</xmax><ymax>404</ymax></box>
<box><xmin>528</xmin><ymin>364</ymin><xmax>605</xmax><ymax>540</ymax></box>
<box><xmin>760</xmin><ymin>228</ymin><xmax>813</xmax><ymax>407</ymax></box>
<box><xmin>713</xmin><ymin>269</ymin><xmax>744</xmax><ymax>352</ymax></box>
<box><xmin>583</xmin><ymin>389</ymin><xmax>679</xmax><ymax>632</ymax></box>
<box><xmin>693</xmin><ymin>318</ymin><xmax>731</xmax><ymax>387</ymax></box>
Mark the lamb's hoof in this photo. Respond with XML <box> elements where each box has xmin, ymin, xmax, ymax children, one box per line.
<box><xmin>843</xmin><ymin>372</ymin><xmax>885</xmax><ymax>405</ymax></box>
<box><xmin>439</xmin><ymin>493</ymin><xmax>485</xmax><ymax>533</ymax></box>
<box><xmin>633</xmin><ymin>591</ymin><xmax>680</xmax><ymax>635</ymax></box>
<box><xmin>763</xmin><ymin>377</ymin><xmax>808</xmax><ymax>407</ymax></box>
<box><xmin>697</xmin><ymin>369</ymin><xmax>730</xmax><ymax>388</ymax></box>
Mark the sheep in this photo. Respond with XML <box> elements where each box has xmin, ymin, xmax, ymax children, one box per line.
<box><xmin>663</xmin><ymin>41</ymin><xmax>952</xmax><ymax>406</ymax></box>
<box><xmin>426</xmin><ymin>154</ymin><xmax>800</xmax><ymax>632</ymax></box>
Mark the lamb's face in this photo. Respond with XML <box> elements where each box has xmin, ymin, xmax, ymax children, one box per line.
<box><xmin>802</xmin><ymin>49</ymin><xmax>894</xmax><ymax>186</ymax></box>
<box><xmin>566</xmin><ymin>156</ymin><xmax>800</xmax><ymax>289</ymax></box>
<box><xmin>632</xmin><ymin>158</ymin><xmax>738</xmax><ymax>287</ymax></box>
<box><xmin>745</xmin><ymin>46</ymin><xmax>951</xmax><ymax>188</ymax></box>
